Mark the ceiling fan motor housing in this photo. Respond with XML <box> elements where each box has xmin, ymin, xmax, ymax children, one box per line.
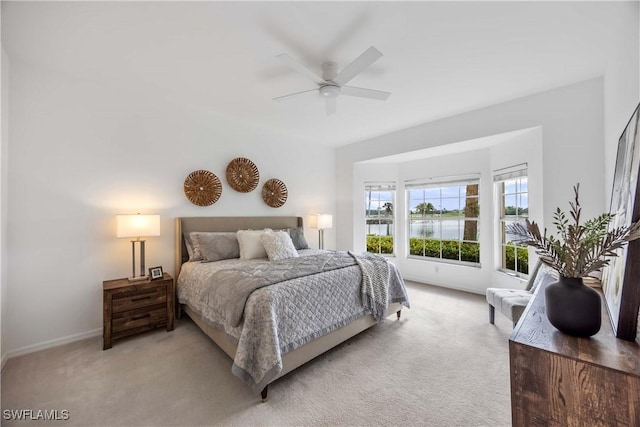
<box><xmin>320</xmin><ymin>84</ymin><xmax>341</xmax><ymax>98</ymax></box>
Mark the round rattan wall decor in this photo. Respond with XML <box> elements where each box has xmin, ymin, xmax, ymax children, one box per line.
<box><xmin>262</xmin><ymin>178</ymin><xmax>288</xmax><ymax>208</ymax></box>
<box><xmin>226</xmin><ymin>157</ymin><xmax>260</xmax><ymax>193</ymax></box>
<box><xmin>183</xmin><ymin>170</ymin><xmax>222</xmax><ymax>206</ymax></box>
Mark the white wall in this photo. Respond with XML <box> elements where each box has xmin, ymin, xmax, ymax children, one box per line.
<box><xmin>403</xmin><ymin>130</ymin><xmax>543</xmax><ymax>292</ymax></box>
<box><xmin>353</xmin><ymin>128</ymin><xmax>543</xmax><ymax>293</ymax></box>
<box><xmin>603</xmin><ymin>0</ymin><xmax>640</xmax><ymax>206</ymax></box>
<box><xmin>4</xmin><ymin>58</ymin><xmax>336</xmax><ymax>356</ymax></box>
<box><xmin>338</xmin><ymin>1</ymin><xmax>639</xmax><ymax>293</ymax></box>
<box><xmin>337</xmin><ymin>78</ymin><xmax>605</xmax><ymax>292</ymax></box>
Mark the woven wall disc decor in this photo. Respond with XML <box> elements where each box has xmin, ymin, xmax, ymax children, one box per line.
<box><xmin>183</xmin><ymin>170</ymin><xmax>222</xmax><ymax>206</ymax></box>
<box><xmin>262</xmin><ymin>178</ymin><xmax>288</xmax><ymax>208</ymax></box>
<box><xmin>226</xmin><ymin>157</ymin><xmax>260</xmax><ymax>193</ymax></box>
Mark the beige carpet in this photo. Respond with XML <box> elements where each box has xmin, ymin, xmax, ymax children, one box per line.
<box><xmin>1</xmin><ymin>282</ymin><xmax>514</xmax><ymax>426</ymax></box>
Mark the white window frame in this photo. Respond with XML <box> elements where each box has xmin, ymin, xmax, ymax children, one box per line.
<box><xmin>364</xmin><ymin>182</ymin><xmax>396</xmax><ymax>256</ymax></box>
<box><xmin>405</xmin><ymin>174</ymin><xmax>481</xmax><ymax>266</ymax></box>
<box><xmin>494</xmin><ymin>164</ymin><xmax>529</xmax><ymax>278</ymax></box>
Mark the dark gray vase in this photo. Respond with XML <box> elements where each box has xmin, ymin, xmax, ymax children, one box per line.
<box><xmin>544</xmin><ymin>276</ymin><xmax>601</xmax><ymax>337</ymax></box>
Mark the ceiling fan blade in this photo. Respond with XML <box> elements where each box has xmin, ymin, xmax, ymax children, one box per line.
<box><xmin>332</xmin><ymin>46</ymin><xmax>383</xmax><ymax>86</ymax></box>
<box><xmin>276</xmin><ymin>53</ymin><xmax>326</xmax><ymax>85</ymax></box>
<box><xmin>272</xmin><ymin>88</ymin><xmax>318</xmax><ymax>102</ymax></box>
<box><xmin>341</xmin><ymin>85</ymin><xmax>391</xmax><ymax>101</ymax></box>
<box><xmin>325</xmin><ymin>97</ymin><xmax>337</xmax><ymax>115</ymax></box>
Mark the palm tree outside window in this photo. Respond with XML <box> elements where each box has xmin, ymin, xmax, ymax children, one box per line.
<box><xmin>365</xmin><ymin>182</ymin><xmax>396</xmax><ymax>255</ymax></box>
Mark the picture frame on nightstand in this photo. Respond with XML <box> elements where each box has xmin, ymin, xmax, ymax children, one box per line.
<box><xmin>149</xmin><ymin>266</ymin><xmax>163</xmax><ymax>280</ymax></box>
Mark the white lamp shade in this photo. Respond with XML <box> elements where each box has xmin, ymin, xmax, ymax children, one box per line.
<box><xmin>316</xmin><ymin>214</ymin><xmax>333</xmax><ymax>230</ymax></box>
<box><xmin>117</xmin><ymin>214</ymin><xmax>160</xmax><ymax>238</ymax></box>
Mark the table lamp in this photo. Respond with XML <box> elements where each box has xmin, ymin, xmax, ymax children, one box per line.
<box><xmin>312</xmin><ymin>213</ymin><xmax>333</xmax><ymax>250</ymax></box>
<box><xmin>116</xmin><ymin>214</ymin><xmax>160</xmax><ymax>281</ymax></box>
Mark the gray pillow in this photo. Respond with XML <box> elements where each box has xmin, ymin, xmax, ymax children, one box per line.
<box><xmin>183</xmin><ymin>232</ymin><xmax>199</xmax><ymax>261</ymax></box>
<box><xmin>288</xmin><ymin>227</ymin><xmax>309</xmax><ymax>250</ymax></box>
<box><xmin>189</xmin><ymin>232</ymin><xmax>240</xmax><ymax>262</ymax></box>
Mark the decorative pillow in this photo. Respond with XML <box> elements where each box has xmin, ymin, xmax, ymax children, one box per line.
<box><xmin>288</xmin><ymin>227</ymin><xmax>310</xmax><ymax>250</ymax></box>
<box><xmin>237</xmin><ymin>229</ymin><xmax>269</xmax><ymax>260</ymax></box>
<box><xmin>261</xmin><ymin>230</ymin><xmax>299</xmax><ymax>261</ymax></box>
<box><xmin>189</xmin><ymin>232</ymin><xmax>240</xmax><ymax>262</ymax></box>
<box><xmin>183</xmin><ymin>231</ymin><xmax>199</xmax><ymax>261</ymax></box>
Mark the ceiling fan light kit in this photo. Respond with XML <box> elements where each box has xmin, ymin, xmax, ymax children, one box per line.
<box><xmin>274</xmin><ymin>46</ymin><xmax>390</xmax><ymax>115</ymax></box>
<box><xmin>320</xmin><ymin>85</ymin><xmax>340</xmax><ymax>98</ymax></box>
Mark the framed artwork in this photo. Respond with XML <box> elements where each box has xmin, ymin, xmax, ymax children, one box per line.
<box><xmin>602</xmin><ymin>103</ymin><xmax>640</xmax><ymax>342</ymax></box>
<box><xmin>149</xmin><ymin>266</ymin><xmax>164</xmax><ymax>281</ymax></box>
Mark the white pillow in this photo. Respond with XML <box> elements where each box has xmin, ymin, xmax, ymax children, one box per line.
<box><xmin>237</xmin><ymin>229</ymin><xmax>269</xmax><ymax>260</ymax></box>
<box><xmin>261</xmin><ymin>230</ymin><xmax>299</xmax><ymax>261</ymax></box>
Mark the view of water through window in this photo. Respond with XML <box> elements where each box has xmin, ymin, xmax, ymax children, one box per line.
<box><xmin>367</xmin><ymin>219</ymin><xmax>469</xmax><ymax>239</ymax></box>
<box><xmin>368</xmin><ymin>220</ymin><xmax>526</xmax><ymax>241</ymax></box>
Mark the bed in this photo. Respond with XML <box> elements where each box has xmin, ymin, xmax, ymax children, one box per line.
<box><xmin>174</xmin><ymin>216</ymin><xmax>410</xmax><ymax>401</ymax></box>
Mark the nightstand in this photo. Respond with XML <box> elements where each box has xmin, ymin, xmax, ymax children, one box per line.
<box><xmin>103</xmin><ymin>273</ymin><xmax>174</xmax><ymax>350</ymax></box>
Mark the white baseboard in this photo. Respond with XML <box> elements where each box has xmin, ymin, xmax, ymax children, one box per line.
<box><xmin>4</xmin><ymin>328</ymin><xmax>102</xmax><ymax>363</ymax></box>
<box><xmin>403</xmin><ymin>276</ymin><xmax>485</xmax><ymax>296</ymax></box>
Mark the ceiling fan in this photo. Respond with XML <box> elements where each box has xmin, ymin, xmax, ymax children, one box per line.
<box><xmin>273</xmin><ymin>46</ymin><xmax>390</xmax><ymax>115</ymax></box>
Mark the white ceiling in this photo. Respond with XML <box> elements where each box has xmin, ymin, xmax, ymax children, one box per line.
<box><xmin>1</xmin><ymin>1</ymin><xmax>625</xmax><ymax>147</ymax></box>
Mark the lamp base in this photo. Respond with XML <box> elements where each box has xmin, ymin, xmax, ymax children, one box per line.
<box><xmin>128</xmin><ymin>275</ymin><xmax>149</xmax><ymax>282</ymax></box>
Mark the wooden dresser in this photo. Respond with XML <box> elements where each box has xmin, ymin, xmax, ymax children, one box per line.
<box><xmin>103</xmin><ymin>273</ymin><xmax>174</xmax><ymax>350</ymax></box>
<box><xmin>509</xmin><ymin>277</ymin><xmax>640</xmax><ymax>426</ymax></box>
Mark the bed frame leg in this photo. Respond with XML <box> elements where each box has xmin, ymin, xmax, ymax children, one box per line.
<box><xmin>261</xmin><ymin>385</ymin><xmax>269</xmax><ymax>403</ymax></box>
<box><xmin>396</xmin><ymin>310</ymin><xmax>401</xmax><ymax>320</ymax></box>
<box><xmin>177</xmin><ymin>303</ymin><xmax>182</xmax><ymax>320</ymax></box>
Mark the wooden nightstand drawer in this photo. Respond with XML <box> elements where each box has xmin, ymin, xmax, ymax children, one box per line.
<box><xmin>103</xmin><ymin>274</ymin><xmax>175</xmax><ymax>350</ymax></box>
<box><xmin>112</xmin><ymin>287</ymin><xmax>166</xmax><ymax>313</ymax></box>
<box><xmin>112</xmin><ymin>305</ymin><xmax>166</xmax><ymax>333</ymax></box>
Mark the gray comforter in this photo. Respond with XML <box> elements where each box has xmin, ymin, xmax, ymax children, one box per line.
<box><xmin>177</xmin><ymin>249</ymin><xmax>410</xmax><ymax>393</ymax></box>
<box><xmin>206</xmin><ymin>251</ymin><xmax>360</xmax><ymax>327</ymax></box>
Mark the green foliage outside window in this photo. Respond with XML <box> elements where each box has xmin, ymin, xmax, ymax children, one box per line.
<box><xmin>366</xmin><ymin>235</ymin><xmax>394</xmax><ymax>254</ymax></box>
<box><xmin>365</xmin><ymin>236</ymin><xmax>526</xmax><ymax>270</ymax></box>
<box><xmin>407</xmin><ymin>238</ymin><xmax>480</xmax><ymax>263</ymax></box>
<box><xmin>504</xmin><ymin>243</ymin><xmax>529</xmax><ymax>274</ymax></box>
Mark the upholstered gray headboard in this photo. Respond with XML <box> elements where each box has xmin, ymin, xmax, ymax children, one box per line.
<box><xmin>174</xmin><ymin>216</ymin><xmax>303</xmax><ymax>278</ymax></box>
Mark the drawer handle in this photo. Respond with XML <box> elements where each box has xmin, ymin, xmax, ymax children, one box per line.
<box><xmin>132</xmin><ymin>296</ymin><xmax>152</xmax><ymax>302</ymax></box>
<box><xmin>131</xmin><ymin>313</ymin><xmax>152</xmax><ymax>320</ymax></box>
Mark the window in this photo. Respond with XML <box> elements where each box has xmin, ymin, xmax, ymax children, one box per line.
<box><xmin>495</xmin><ymin>165</ymin><xmax>529</xmax><ymax>276</ymax></box>
<box><xmin>365</xmin><ymin>183</ymin><xmax>395</xmax><ymax>255</ymax></box>
<box><xmin>406</xmin><ymin>176</ymin><xmax>480</xmax><ymax>265</ymax></box>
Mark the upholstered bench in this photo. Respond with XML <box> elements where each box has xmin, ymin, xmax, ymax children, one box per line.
<box><xmin>486</xmin><ymin>260</ymin><xmax>553</xmax><ymax>327</ymax></box>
